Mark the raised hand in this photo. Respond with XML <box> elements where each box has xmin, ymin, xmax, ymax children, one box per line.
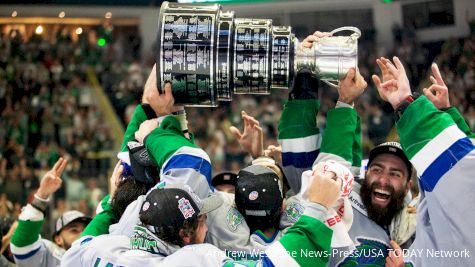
<box><xmin>372</xmin><ymin>57</ymin><xmax>397</xmax><ymax>101</ymax></box>
<box><xmin>378</xmin><ymin>57</ymin><xmax>413</xmax><ymax>109</ymax></box>
<box><xmin>36</xmin><ymin>157</ymin><xmax>68</xmax><ymax>200</ymax></box>
<box><xmin>306</xmin><ymin>170</ymin><xmax>342</xmax><ymax>209</ymax></box>
<box><xmin>142</xmin><ymin>64</ymin><xmax>175</xmax><ymax>117</ymax></box>
<box><xmin>300</xmin><ymin>31</ymin><xmax>332</xmax><ymax>49</ymax></box>
<box><xmin>135</xmin><ymin>119</ymin><xmax>159</xmax><ymax>144</ymax></box>
<box><xmin>422</xmin><ymin>63</ymin><xmax>450</xmax><ymax>109</ymax></box>
<box><xmin>338</xmin><ymin>67</ymin><xmax>367</xmax><ymax>104</ymax></box>
<box><xmin>264</xmin><ymin>144</ymin><xmax>282</xmax><ymax>164</ymax></box>
<box><xmin>229</xmin><ymin>111</ymin><xmax>263</xmax><ymax>158</ymax></box>
<box><xmin>110</xmin><ymin>160</ymin><xmax>124</xmax><ymax>197</ymax></box>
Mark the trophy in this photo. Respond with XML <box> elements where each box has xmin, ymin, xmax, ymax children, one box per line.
<box><xmin>156</xmin><ymin>1</ymin><xmax>360</xmax><ymax>107</ymax></box>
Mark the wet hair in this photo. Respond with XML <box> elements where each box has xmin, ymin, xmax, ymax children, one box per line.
<box><xmin>139</xmin><ymin>214</ymin><xmax>199</xmax><ymax>247</ymax></box>
<box><xmin>111</xmin><ymin>177</ymin><xmax>151</xmax><ymax>219</ymax></box>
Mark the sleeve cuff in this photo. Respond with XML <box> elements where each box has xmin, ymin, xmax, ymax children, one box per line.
<box><xmin>303</xmin><ymin>202</ymin><xmax>329</xmax><ymax>222</ymax></box>
<box><xmin>19</xmin><ymin>204</ymin><xmax>45</xmax><ymax>221</ymax></box>
<box><xmin>336</xmin><ymin>101</ymin><xmax>354</xmax><ymax>109</ymax></box>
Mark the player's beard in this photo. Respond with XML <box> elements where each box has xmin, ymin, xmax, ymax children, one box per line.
<box><xmin>64</xmin><ymin>241</ymin><xmax>73</xmax><ymax>250</ymax></box>
<box><xmin>360</xmin><ymin>179</ymin><xmax>406</xmax><ymax>227</ymax></box>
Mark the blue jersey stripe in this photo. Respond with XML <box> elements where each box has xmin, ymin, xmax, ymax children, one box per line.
<box><xmin>13</xmin><ymin>246</ymin><xmax>41</xmax><ymax>260</ymax></box>
<box><xmin>420</xmin><ymin>137</ymin><xmax>474</xmax><ymax>192</ymax></box>
<box><xmin>261</xmin><ymin>253</ymin><xmax>276</xmax><ymax>267</ymax></box>
<box><xmin>281</xmin><ymin>150</ymin><xmax>319</xmax><ymax>168</ymax></box>
<box><xmin>80</xmin><ymin>237</ymin><xmax>93</xmax><ymax>246</ymax></box>
<box><xmin>163</xmin><ymin>154</ymin><xmax>212</xmax><ymax>186</ymax></box>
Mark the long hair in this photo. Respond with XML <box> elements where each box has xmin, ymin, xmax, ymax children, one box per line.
<box><xmin>111</xmin><ymin>177</ymin><xmax>151</xmax><ymax>219</ymax></box>
<box><xmin>139</xmin><ymin>214</ymin><xmax>199</xmax><ymax>247</ymax></box>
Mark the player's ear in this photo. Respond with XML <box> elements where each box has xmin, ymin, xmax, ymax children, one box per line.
<box><xmin>179</xmin><ymin>229</ymin><xmax>191</xmax><ymax>245</ymax></box>
<box><xmin>405</xmin><ymin>179</ymin><xmax>413</xmax><ymax>195</ymax></box>
<box><xmin>54</xmin><ymin>234</ymin><xmax>64</xmax><ymax>247</ymax></box>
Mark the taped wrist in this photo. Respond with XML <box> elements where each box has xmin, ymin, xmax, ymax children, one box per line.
<box><xmin>31</xmin><ymin>195</ymin><xmax>50</xmax><ymax>213</ymax></box>
<box><xmin>172</xmin><ymin>110</ymin><xmax>189</xmax><ymax>134</ymax></box>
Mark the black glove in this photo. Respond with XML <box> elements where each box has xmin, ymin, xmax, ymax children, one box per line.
<box><xmin>289</xmin><ymin>69</ymin><xmax>319</xmax><ymax>100</ymax></box>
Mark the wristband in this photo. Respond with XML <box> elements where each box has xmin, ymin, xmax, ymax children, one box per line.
<box><xmin>34</xmin><ymin>193</ymin><xmax>50</xmax><ymax>202</ymax></box>
<box><xmin>336</xmin><ymin>100</ymin><xmax>354</xmax><ymax>109</ymax></box>
<box><xmin>394</xmin><ymin>94</ymin><xmax>418</xmax><ymax>121</ymax></box>
<box><xmin>172</xmin><ymin>111</ymin><xmax>189</xmax><ymax>133</ymax></box>
<box><xmin>403</xmin><ymin>95</ymin><xmax>415</xmax><ymax>103</ymax></box>
<box><xmin>31</xmin><ymin>196</ymin><xmax>50</xmax><ymax>213</ymax></box>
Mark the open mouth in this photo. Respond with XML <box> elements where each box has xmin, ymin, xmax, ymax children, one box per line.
<box><xmin>372</xmin><ymin>188</ymin><xmax>391</xmax><ymax>205</ymax></box>
<box><xmin>374</xmin><ymin>189</ymin><xmax>390</xmax><ymax>199</ymax></box>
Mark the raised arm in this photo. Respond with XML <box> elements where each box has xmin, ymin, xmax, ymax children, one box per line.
<box><xmin>378</xmin><ymin>57</ymin><xmax>475</xmax><ymax>266</ymax></box>
<box><xmin>278</xmin><ymin>32</ymin><xmax>330</xmax><ymax>192</ymax></box>
<box><xmin>315</xmin><ymin>67</ymin><xmax>366</xmax><ymax>173</ymax></box>
<box><xmin>10</xmin><ymin>158</ymin><xmax>68</xmax><ymax>267</ymax></box>
<box><xmin>134</xmin><ymin>85</ymin><xmax>212</xmax><ymax>199</ymax></box>
<box><xmin>422</xmin><ymin>62</ymin><xmax>474</xmax><ymax>138</ymax></box>
<box><xmin>229</xmin><ymin>111</ymin><xmax>264</xmax><ymax>159</ymax></box>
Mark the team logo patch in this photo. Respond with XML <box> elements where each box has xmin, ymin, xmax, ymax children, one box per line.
<box><xmin>226</xmin><ymin>208</ymin><xmax>244</xmax><ymax>232</ymax></box>
<box><xmin>248</xmin><ymin>191</ymin><xmax>259</xmax><ymax>201</ymax></box>
<box><xmin>142</xmin><ymin>201</ymin><xmax>150</xmax><ymax>211</ymax></box>
<box><xmin>285</xmin><ymin>202</ymin><xmax>305</xmax><ymax>223</ymax></box>
<box><xmin>178</xmin><ymin>198</ymin><xmax>195</xmax><ymax>219</ymax></box>
<box><xmin>337</xmin><ymin>237</ymin><xmax>397</xmax><ymax>267</ymax></box>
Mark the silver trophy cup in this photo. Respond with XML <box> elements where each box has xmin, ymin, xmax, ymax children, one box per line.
<box><xmin>156</xmin><ymin>1</ymin><xmax>360</xmax><ymax>107</ymax></box>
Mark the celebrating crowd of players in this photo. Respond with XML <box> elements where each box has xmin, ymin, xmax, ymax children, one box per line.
<box><xmin>6</xmin><ymin>31</ymin><xmax>475</xmax><ymax>267</ymax></box>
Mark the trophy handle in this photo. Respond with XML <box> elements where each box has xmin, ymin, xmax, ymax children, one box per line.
<box><xmin>322</xmin><ymin>79</ymin><xmax>340</xmax><ymax>88</ymax></box>
<box><xmin>329</xmin><ymin>26</ymin><xmax>361</xmax><ymax>39</ymax></box>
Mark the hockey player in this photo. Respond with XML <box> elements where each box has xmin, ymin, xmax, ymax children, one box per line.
<box><xmin>376</xmin><ymin>57</ymin><xmax>475</xmax><ymax>266</ymax></box>
<box><xmin>61</xmin><ymin>167</ymin><xmax>341</xmax><ymax>267</ymax></box>
<box><xmin>10</xmin><ymin>158</ymin><xmax>91</xmax><ymax>267</ymax></box>
<box><xmin>278</xmin><ymin>58</ymin><xmax>382</xmax><ymax>266</ymax></box>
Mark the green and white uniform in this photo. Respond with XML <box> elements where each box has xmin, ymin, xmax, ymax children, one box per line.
<box><xmin>61</xmin><ymin>202</ymin><xmax>333</xmax><ymax>267</ymax></box>
<box><xmin>10</xmin><ymin>205</ymin><xmax>65</xmax><ymax>267</ymax></box>
<box><xmin>278</xmin><ymin>99</ymin><xmax>392</xmax><ymax>266</ymax></box>
<box><xmin>397</xmin><ymin>97</ymin><xmax>475</xmax><ymax>266</ymax></box>
<box><xmin>119</xmin><ymin>105</ymin><xmax>212</xmax><ymax>199</ymax></box>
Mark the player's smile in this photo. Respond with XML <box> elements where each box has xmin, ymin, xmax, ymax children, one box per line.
<box><xmin>371</xmin><ymin>188</ymin><xmax>391</xmax><ymax>207</ymax></box>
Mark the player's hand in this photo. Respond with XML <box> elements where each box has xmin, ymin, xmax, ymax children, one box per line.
<box><xmin>306</xmin><ymin>170</ymin><xmax>342</xmax><ymax>209</ymax></box>
<box><xmin>1</xmin><ymin>221</ymin><xmax>18</xmax><ymax>254</ymax></box>
<box><xmin>135</xmin><ymin>119</ymin><xmax>159</xmax><ymax>144</ymax></box>
<box><xmin>230</xmin><ymin>111</ymin><xmax>263</xmax><ymax>158</ymax></box>
<box><xmin>386</xmin><ymin>240</ymin><xmax>405</xmax><ymax>267</ymax></box>
<box><xmin>423</xmin><ymin>63</ymin><xmax>450</xmax><ymax>110</ymax></box>
<box><xmin>142</xmin><ymin>64</ymin><xmax>175</xmax><ymax>117</ymax></box>
<box><xmin>36</xmin><ymin>157</ymin><xmax>68</xmax><ymax>199</ymax></box>
<box><xmin>338</xmin><ymin>68</ymin><xmax>367</xmax><ymax>104</ymax></box>
<box><xmin>372</xmin><ymin>57</ymin><xmax>397</xmax><ymax>101</ymax></box>
<box><xmin>300</xmin><ymin>31</ymin><xmax>332</xmax><ymax>49</ymax></box>
<box><xmin>264</xmin><ymin>144</ymin><xmax>282</xmax><ymax>164</ymax></box>
<box><xmin>378</xmin><ymin>57</ymin><xmax>413</xmax><ymax>109</ymax></box>
<box><xmin>110</xmin><ymin>161</ymin><xmax>124</xmax><ymax>197</ymax></box>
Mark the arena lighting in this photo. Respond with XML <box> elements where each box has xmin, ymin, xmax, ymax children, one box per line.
<box><xmin>59</xmin><ymin>11</ymin><xmax>66</xmax><ymax>18</ymax></box>
<box><xmin>177</xmin><ymin>0</ymin><xmax>284</xmax><ymax>3</ymax></box>
<box><xmin>35</xmin><ymin>25</ymin><xmax>43</xmax><ymax>35</ymax></box>
<box><xmin>97</xmin><ymin>38</ymin><xmax>106</xmax><ymax>46</ymax></box>
<box><xmin>75</xmin><ymin>27</ymin><xmax>83</xmax><ymax>35</ymax></box>
<box><xmin>105</xmin><ymin>12</ymin><xmax>112</xmax><ymax>19</ymax></box>
<box><xmin>11</xmin><ymin>11</ymin><xmax>17</xmax><ymax>17</ymax></box>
